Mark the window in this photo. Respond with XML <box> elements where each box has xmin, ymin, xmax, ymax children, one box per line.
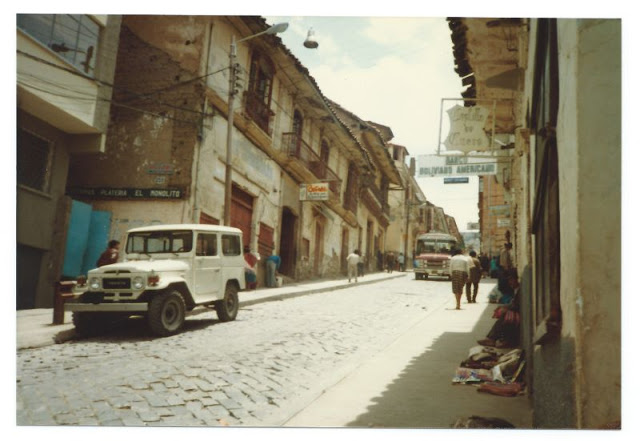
<box><xmin>17</xmin><ymin>128</ymin><xmax>53</xmax><ymax>193</ymax></box>
<box><xmin>530</xmin><ymin>19</ymin><xmax>562</xmax><ymax>342</ymax></box>
<box><xmin>245</xmin><ymin>51</ymin><xmax>275</xmax><ymax>133</ymax></box>
<box><xmin>221</xmin><ymin>235</ymin><xmax>241</xmax><ymax>256</ymax></box>
<box><xmin>343</xmin><ymin>162</ymin><xmax>359</xmax><ymax>213</ymax></box>
<box><xmin>17</xmin><ymin>14</ymin><xmax>100</xmax><ymax>75</ymax></box>
<box><xmin>196</xmin><ymin>234</ymin><xmax>217</xmax><ymax>256</ymax></box>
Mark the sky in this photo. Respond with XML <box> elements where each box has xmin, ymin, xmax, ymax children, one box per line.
<box><xmin>264</xmin><ymin>15</ymin><xmax>480</xmax><ymax>230</ymax></box>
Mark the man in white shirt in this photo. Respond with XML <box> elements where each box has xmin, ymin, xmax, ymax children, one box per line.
<box><xmin>346</xmin><ymin>250</ymin><xmax>361</xmax><ymax>283</ymax></box>
<box><xmin>449</xmin><ymin>248</ymin><xmax>470</xmax><ymax>310</ymax></box>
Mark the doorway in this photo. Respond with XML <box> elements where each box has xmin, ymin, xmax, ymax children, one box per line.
<box><xmin>314</xmin><ymin>221</ymin><xmax>324</xmax><ymax>277</ymax></box>
<box><xmin>279</xmin><ymin>208</ymin><xmax>297</xmax><ymax>277</ymax></box>
<box><xmin>230</xmin><ymin>185</ymin><xmax>254</xmax><ymax>248</ymax></box>
<box><xmin>340</xmin><ymin>228</ymin><xmax>349</xmax><ymax>274</ymax></box>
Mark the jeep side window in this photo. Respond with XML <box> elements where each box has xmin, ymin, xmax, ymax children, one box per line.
<box><xmin>221</xmin><ymin>234</ymin><xmax>241</xmax><ymax>256</ymax></box>
<box><xmin>196</xmin><ymin>233</ymin><xmax>217</xmax><ymax>256</ymax></box>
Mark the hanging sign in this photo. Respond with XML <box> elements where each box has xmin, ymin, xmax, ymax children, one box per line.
<box><xmin>444</xmin><ymin>177</ymin><xmax>469</xmax><ymax>184</ymax></box>
<box><xmin>444</xmin><ymin>105</ymin><xmax>491</xmax><ymax>153</ymax></box>
<box><xmin>299</xmin><ymin>183</ymin><xmax>329</xmax><ymax>201</ymax></box>
<box><xmin>417</xmin><ymin>155</ymin><xmax>497</xmax><ymax>177</ymax></box>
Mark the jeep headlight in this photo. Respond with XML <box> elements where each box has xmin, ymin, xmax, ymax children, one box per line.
<box><xmin>132</xmin><ymin>276</ymin><xmax>145</xmax><ymax>290</ymax></box>
<box><xmin>89</xmin><ymin>277</ymin><xmax>101</xmax><ymax>290</ymax></box>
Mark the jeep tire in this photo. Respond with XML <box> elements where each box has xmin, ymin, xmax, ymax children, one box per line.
<box><xmin>148</xmin><ymin>290</ymin><xmax>186</xmax><ymax>336</ymax></box>
<box><xmin>215</xmin><ymin>283</ymin><xmax>239</xmax><ymax>322</ymax></box>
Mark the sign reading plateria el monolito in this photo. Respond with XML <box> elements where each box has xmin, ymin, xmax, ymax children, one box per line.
<box><xmin>299</xmin><ymin>183</ymin><xmax>329</xmax><ymax>201</ymax></box>
<box><xmin>417</xmin><ymin>155</ymin><xmax>497</xmax><ymax>178</ymax></box>
<box><xmin>444</xmin><ymin>105</ymin><xmax>491</xmax><ymax>153</ymax></box>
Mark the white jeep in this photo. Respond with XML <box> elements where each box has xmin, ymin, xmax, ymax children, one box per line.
<box><xmin>66</xmin><ymin>224</ymin><xmax>246</xmax><ymax>336</ymax></box>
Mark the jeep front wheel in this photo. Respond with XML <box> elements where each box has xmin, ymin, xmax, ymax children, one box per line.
<box><xmin>148</xmin><ymin>290</ymin><xmax>186</xmax><ymax>336</ymax></box>
<box><xmin>215</xmin><ymin>283</ymin><xmax>239</xmax><ymax>322</ymax></box>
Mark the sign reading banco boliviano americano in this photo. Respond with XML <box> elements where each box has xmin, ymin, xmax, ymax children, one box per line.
<box><xmin>416</xmin><ymin>155</ymin><xmax>498</xmax><ymax>178</ymax></box>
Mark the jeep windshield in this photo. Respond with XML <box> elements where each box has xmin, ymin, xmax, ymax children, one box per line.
<box><xmin>126</xmin><ymin>230</ymin><xmax>193</xmax><ymax>254</ymax></box>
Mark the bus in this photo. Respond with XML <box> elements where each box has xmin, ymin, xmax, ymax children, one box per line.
<box><xmin>414</xmin><ymin>232</ymin><xmax>459</xmax><ymax>280</ymax></box>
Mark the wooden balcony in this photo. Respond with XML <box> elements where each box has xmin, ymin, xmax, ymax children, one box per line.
<box><xmin>243</xmin><ymin>91</ymin><xmax>275</xmax><ymax>135</ymax></box>
<box><xmin>282</xmin><ymin>132</ymin><xmax>341</xmax><ymax>194</ymax></box>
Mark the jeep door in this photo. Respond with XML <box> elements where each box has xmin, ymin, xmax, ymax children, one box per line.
<box><xmin>193</xmin><ymin>232</ymin><xmax>221</xmax><ymax>302</ymax></box>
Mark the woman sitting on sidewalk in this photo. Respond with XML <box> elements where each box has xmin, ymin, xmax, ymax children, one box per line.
<box><xmin>478</xmin><ymin>269</ymin><xmax>521</xmax><ymax>348</ymax></box>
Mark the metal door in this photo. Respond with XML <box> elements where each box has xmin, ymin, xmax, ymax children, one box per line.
<box><xmin>61</xmin><ymin>200</ymin><xmax>92</xmax><ymax>278</ymax></box>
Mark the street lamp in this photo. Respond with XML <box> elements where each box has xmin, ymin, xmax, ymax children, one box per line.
<box><xmin>223</xmin><ymin>22</ymin><xmax>289</xmax><ymax>226</ymax></box>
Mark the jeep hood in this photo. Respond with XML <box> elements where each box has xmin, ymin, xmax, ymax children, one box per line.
<box><xmin>89</xmin><ymin>259</ymin><xmax>190</xmax><ymax>274</ymax></box>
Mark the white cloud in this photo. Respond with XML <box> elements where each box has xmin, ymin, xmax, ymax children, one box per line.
<box><xmin>271</xmin><ymin>15</ymin><xmax>477</xmax><ymax>227</ymax></box>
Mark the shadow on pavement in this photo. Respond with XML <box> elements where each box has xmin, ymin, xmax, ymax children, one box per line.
<box><xmin>345</xmin><ymin>301</ymin><xmax>532</xmax><ymax>429</ymax></box>
<box><xmin>67</xmin><ymin>312</ymin><xmax>230</xmax><ymax>343</ymax></box>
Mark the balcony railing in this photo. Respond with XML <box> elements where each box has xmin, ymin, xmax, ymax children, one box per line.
<box><xmin>282</xmin><ymin>132</ymin><xmax>342</xmax><ymax>194</ymax></box>
<box><xmin>367</xmin><ymin>184</ymin><xmax>389</xmax><ymax>214</ymax></box>
<box><xmin>243</xmin><ymin>91</ymin><xmax>275</xmax><ymax>135</ymax></box>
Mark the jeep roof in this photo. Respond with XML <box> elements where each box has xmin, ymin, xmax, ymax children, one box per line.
<box><xmin>127</xmin><ymin>224</ymin><xmax>242</xmax><ymax>234</ymax></box>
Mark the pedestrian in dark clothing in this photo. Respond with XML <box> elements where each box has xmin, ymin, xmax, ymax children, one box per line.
<box><xmin>97</xmin><ymin>240</ymin><xmax>120</xmax><ymax>267</ymax></box>
<box><xmin>385</xmin><ymin>252</ymin><xmax>395</xmax><ymax>273</ymax></box>
<box><xmin>465</xmin><ymin>250</ymin><xmax>482</xmax><ymax>303</ymax></box>
<box><xmin>479</xmin><ymin>252</ymin><xmax>490</xmax><ymax>278</ymax></box>
<box><xmin>357</xmin><ymin>251</ymin><xmax>365</xmax><ymax>277</ymax></box>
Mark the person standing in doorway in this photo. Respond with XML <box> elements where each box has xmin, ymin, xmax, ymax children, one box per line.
<box><xmin>465</xmin><ymin>250</ymin><xmax>482</xmax><ymax>303</ymax></box>
<box><xmin>498</xmin><ymin>242</ymin><xmax>514</xmax><ymax>292</ymax></box>
<box><xmin>347</xmin><ymin>249</ymin><xmax>360</xmax><ymax>283</ymax></box>
<box><xmin>449</xmin><ymin>248</ymin><xmax>470</xmax><ymax>310</ymax></box>
<box><xmin>266</xmin><ymin>249</ymin><xmax>281</xmax><ymax>288</ymax></box>
<box><xmin>96</xmin><ymin>240</ymin><xmax>120</xmax><ymax>267</ymax></box>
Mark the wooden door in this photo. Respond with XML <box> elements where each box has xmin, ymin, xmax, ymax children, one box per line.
<box><xmin>230</xmin><ymin>186</ymin><xmax>253</xmax><ymax>248</ymax></box>
<box><xmin>313</xmin><ymin>221</ymin><xmax>324</xmax><ymax>277</ymax></box>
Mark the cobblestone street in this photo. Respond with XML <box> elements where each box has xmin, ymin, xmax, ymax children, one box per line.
<box><xmin>17</xmin><ymin>274</ymin><xmax>452</xmax><ymax>427</ymax></box>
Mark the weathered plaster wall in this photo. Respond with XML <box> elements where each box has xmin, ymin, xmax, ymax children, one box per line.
<box><xmin>17</xmin><ymin>111</ymin><xmax>72</xmax><ymax>308</ymax></box>
<box><xmin>572</xmin><ymin>18</ymin><xmax>621</xmax><ymax>428</ymax></box>
<box><xmin>69</xmin><ymin>20</ymin><xmax>203</xmax><ymax>200</ymax></box>
<box><xmin>89</xmin><ymin>200</ymin><xmax>186</xmax><ymax>245</ymax></box>
<box><xmin>527</xmin><ymin>18</ymin><xmax>621</xmax><ymax>429</ymax></box>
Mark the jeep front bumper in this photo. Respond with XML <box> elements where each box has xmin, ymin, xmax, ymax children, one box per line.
<box><xmin>65</xmin><ymin>302</ymin><xmax>149</xmax><ymax>312</ymax></box>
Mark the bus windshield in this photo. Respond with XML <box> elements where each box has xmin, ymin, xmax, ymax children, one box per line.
<box><xmin>416</xmin><ymin>238</ymin><xmax>457</xmax><ymax>255</ymax></box>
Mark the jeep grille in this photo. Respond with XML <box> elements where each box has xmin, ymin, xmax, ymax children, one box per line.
<box><xmin>103</xmin><ymin>278</ymin><xmax>131</xmax><ymax>289</ymax></box>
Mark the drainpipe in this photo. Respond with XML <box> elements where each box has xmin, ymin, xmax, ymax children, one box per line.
<box><xmin>191</xmin><ymin>21</ymin><xmax>215</xmax><ymax>223</ymax></box>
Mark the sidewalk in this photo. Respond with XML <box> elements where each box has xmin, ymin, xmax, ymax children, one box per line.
<box><xmin>16</xmin><ymin>271</ymin><xmax>404</xmax><ymax>350</ymax></box>
<box><xmin>285</xmin><ymin>278</ymin><xmax>533</xmax><ymax>429</ymax></box>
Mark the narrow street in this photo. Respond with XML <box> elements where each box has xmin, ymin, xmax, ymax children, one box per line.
<box><xmin>17</xmin><ymin>273</ymin><xmax>461</xmax><ymax>427</ymax></box>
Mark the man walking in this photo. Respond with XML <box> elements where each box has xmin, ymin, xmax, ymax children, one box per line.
<box><xmin>465</xmin><ymin>250</ymin><xmax>482</xmax><ymax>303</ymax></box>
<box><xmin>449</xmin><ymin>248</ymin><xmax>470</xmax><ymax>310</ymax></box>
<box><xmin>347</xmin><ymin>250</ymin><xmax>361</xmax><ymax>283</ymax></box>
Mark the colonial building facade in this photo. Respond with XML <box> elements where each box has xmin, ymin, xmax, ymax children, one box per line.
<box><xmin>16</xmin><ymin>15</ymin><xmax>460</xmax><ymax>308</ymax></box>
<box><xmin>448</xmin><ymin>17</ymin><xmax>621</xmax><ymax>428</ymax></box>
